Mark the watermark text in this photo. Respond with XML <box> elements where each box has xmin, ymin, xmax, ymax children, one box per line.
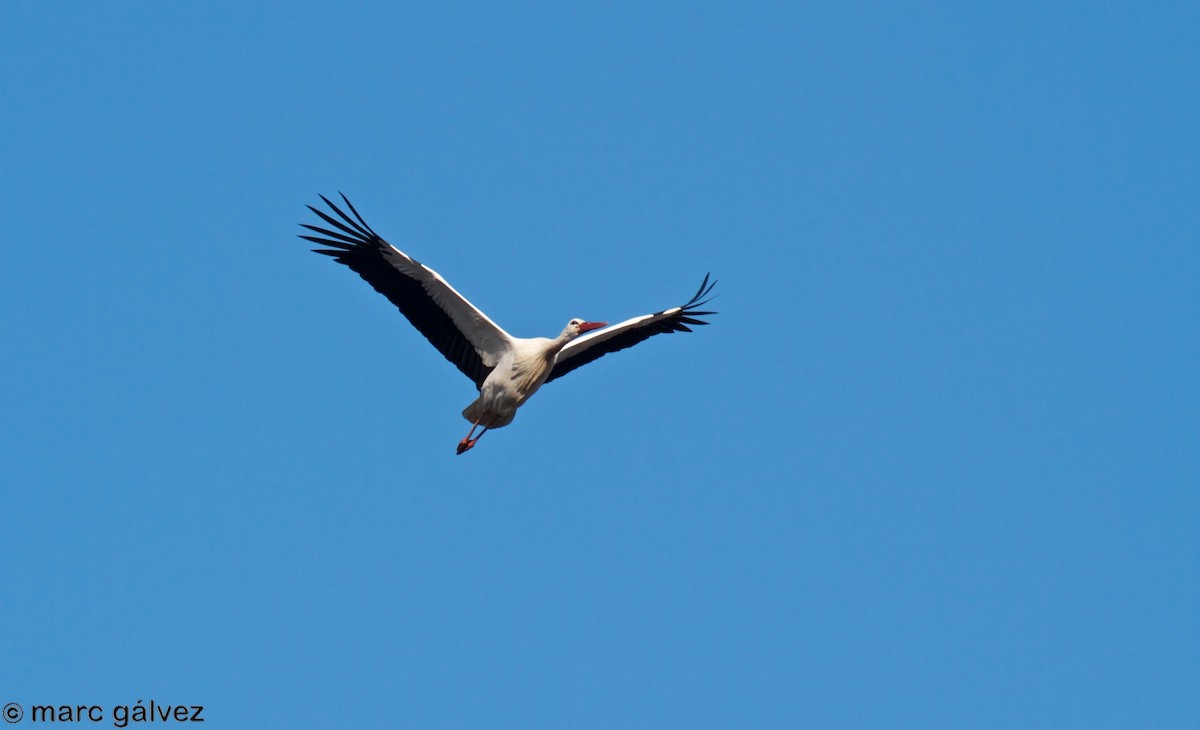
<box><xmin>3</xmin><ymin>701</ymin><xmax>204</xmax><ymax>727</ymax></box>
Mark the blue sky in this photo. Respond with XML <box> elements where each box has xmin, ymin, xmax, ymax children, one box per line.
<box><xmin>2</xmin><ymin>2</ymin><xmax>1196</xmax><ymax>727</ymax></box>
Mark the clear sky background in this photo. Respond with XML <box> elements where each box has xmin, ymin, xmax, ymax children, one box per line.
<box><xmin>2</xmin><ymin>2</ymin><xmax>1196</xmax><ymax>728</ymax></box>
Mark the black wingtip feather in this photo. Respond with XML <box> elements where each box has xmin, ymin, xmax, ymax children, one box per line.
<box><xmin>339</xmin><ymin>192</ymin><xmax>380</xmax><ymax>238</ymax></box>
<box><xmin>300</xmin><ymin>224</ymin><xmax>364</xmax><ymax>247</ymax></box>
<box><xmin>681</xmin><ymin>274</ymin><xmax>718</xmax><ymax>321</ymax></box>
<box><xmin>320</xmin><ymin>195</ymin><xmax>373</xmax><ymax>240</ymax></box>
<box><xmin>309</xmin><ymin>202</ymin><xmax>370</xmax><ymax>242</ymax></box>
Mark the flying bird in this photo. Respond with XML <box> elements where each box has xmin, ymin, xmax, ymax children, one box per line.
<box><xmin>301</xmin><ymin>194</ymin><xmax>717</xmax><ymax>454</ymax></box>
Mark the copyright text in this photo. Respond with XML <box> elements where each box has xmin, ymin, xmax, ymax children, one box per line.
<box><xmin>2</xmin><ymin>701</ymin><xmax>204</xmax><ymax>727</ymax></box>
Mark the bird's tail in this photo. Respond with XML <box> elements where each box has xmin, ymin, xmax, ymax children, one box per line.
<box><xmin>462</xmin><ymin>398</ymin><xmax>485</xmax><ymax>425</ymax></box>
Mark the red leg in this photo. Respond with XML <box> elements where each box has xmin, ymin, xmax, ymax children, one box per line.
<box><xmin>457</xmin><ymin>418</ymin><xmax>486</xmax><ymax>455</ymax></box>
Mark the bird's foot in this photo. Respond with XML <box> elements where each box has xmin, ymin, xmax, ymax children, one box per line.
<box><xmin>456</xmin><ymin>438</ymin><xmax>477</xmax><ymax>455</ymax></box>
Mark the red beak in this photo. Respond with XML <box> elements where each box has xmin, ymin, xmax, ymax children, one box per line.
<box><xmin>579</xmin><ymin>321</ymin><xmax>607</xmax><ymax>333</ymax></box>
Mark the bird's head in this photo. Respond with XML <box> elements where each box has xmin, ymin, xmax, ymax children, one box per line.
<box><xmin>565</xmin><ymin>318</ymin><xmax>607</xmax><ymax>338</ymax></box>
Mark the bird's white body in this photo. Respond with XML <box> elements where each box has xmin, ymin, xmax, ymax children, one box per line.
<box><xmin>302</xmin><ymin>194</ymin><xmax>715</xmax><ymax>453</ymax></box>
<box><xmin>464</xmin><ymin>332</ymin><xmax>567</xmax><ymax>429</ymax></box>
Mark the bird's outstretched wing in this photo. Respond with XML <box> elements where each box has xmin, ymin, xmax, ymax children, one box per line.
<box><xmin>301</xmin><ymin>194</ymin><xmax>514</xmax><ymax>389</ymax></box>
<box><xmin>545</xmin><ymin>274</ymin><xmax>717</xmax><ymax>384</ymax></box>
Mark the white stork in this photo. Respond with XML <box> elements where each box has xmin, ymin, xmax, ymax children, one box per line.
<box><xmin>301</xmin><ymin>194</ymin><xmax>717</xmax><ymax>454</ymax></box>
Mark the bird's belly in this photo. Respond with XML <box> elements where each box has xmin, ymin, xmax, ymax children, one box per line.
<box><xmin>461</xmin><ymin>356</ymin><xmax>552</xmax><ymax>427</ymax></box>
<box><xmin>505</xmin><ymin>355</ymin><xmax>552</xmax><ymax>401</ymax></box>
